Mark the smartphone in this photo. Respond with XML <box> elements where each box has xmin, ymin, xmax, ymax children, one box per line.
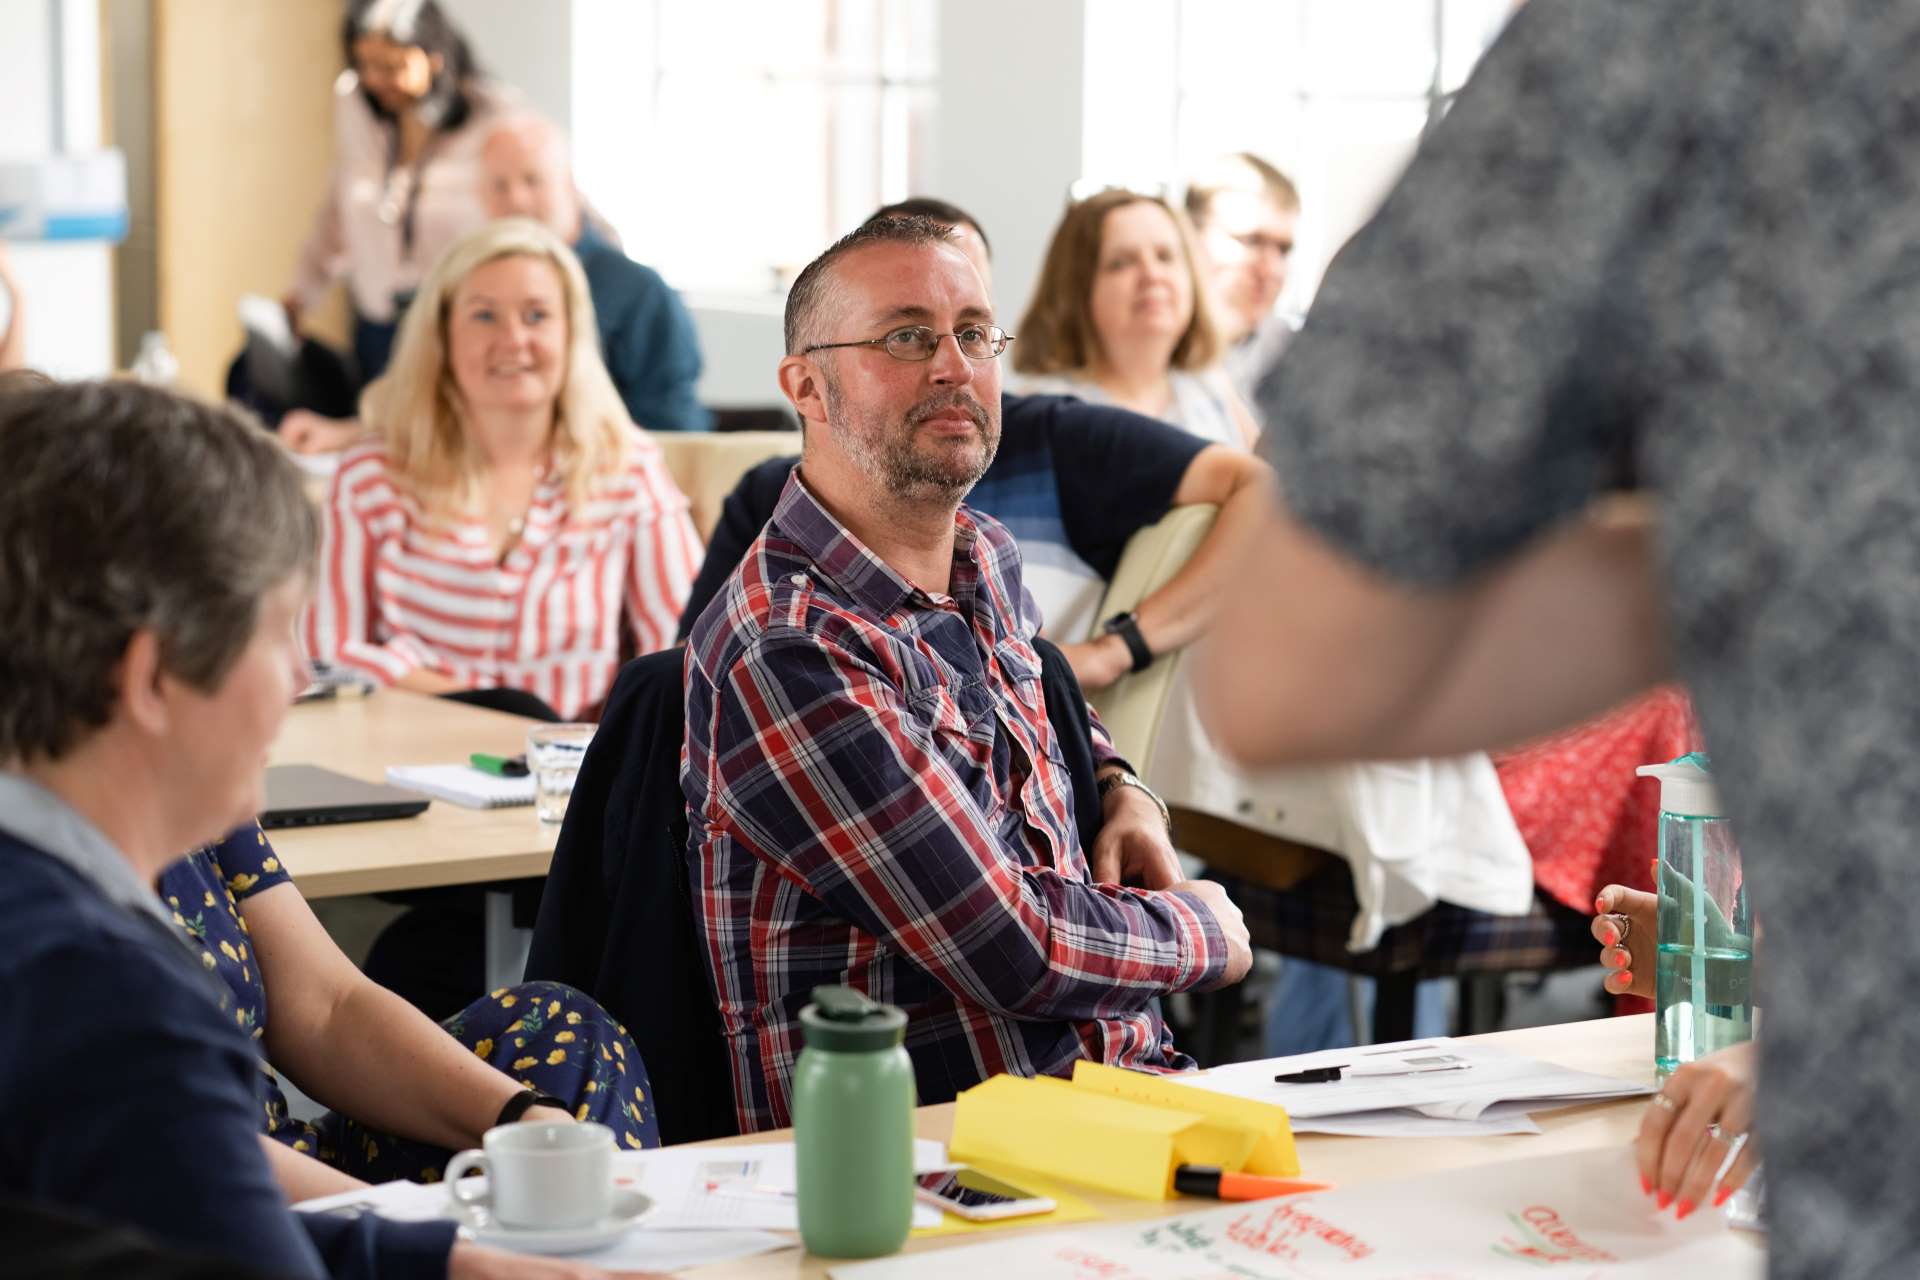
<box><xmin>913</xmin><ymin>1167</ymin><xmax>1055</xmax><ymax>1221</ymax></box>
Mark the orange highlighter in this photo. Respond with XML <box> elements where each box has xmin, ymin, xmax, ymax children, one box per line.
<box><xmin>1173</xmin><ymin>1165</ymin><xmax>1331</xmax><ymax>1201</ymax></box>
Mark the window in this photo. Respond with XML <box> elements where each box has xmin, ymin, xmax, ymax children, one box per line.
<box><xmin>572</xmin><ymin>0</ymin><xmax>937</xmax><ymax>299</ymax></box>
<box><xmin>1083</xmin><ymin>0</ymin><xmax>1517</xmax><ymax>311</ymax></box>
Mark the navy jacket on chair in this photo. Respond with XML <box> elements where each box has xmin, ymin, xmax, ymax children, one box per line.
<box><xmin>526</xmin><ymin>638</ymin><xmax>1103</xmax><ymax>1145</ymax></box>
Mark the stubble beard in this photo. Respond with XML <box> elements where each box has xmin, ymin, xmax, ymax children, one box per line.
<box><xmin>824</xmin><ymin>372</ymin><xmax>1001</xmax><ymax>507</ymax></box>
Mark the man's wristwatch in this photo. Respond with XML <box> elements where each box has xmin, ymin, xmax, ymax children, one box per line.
<box><xmin>1099</xmin><ymin>768</ymin><xmax>1172</xmax><ymax>833</ymax></box>
<box><xmin>1100</xmin><ymin>611</ymin><xmax>1153</xmax><ymax>673</ymax></box>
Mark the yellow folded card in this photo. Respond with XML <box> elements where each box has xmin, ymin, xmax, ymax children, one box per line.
<box><xmin>948</xmin><ymin>1068</ymin><xmax>1297</xmax><ymax>1201</ymax></box>
<box><xmin>1070</xmin><ymin>1061</ymin><xmax>1300</xmax><ymax>1178</ymax></box>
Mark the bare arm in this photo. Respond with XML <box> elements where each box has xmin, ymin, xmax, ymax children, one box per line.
<box><xmin>1222</xmin><ymin>385</ymin><xmax>1262</xmax><ymax>452</ymax></box>
<box><xmin>244</xmin><ymin>882</ymin><xmax>531</xmax><ymax>1154</ymax></box>
<box><xmin>285</xmin><ymin>172</ymin><xmax>348</xmax><ymax>324</ymax></box>
<box><xmin>1065</xmin><ymin>447</ymin><xmax>1272</xmax><ymax>690</ymax></box>
<box><xmin>1195</xmin><ymin>491</ymin><xmax>1670</xmax><ymax>764</ymax></box>
<box><xmin>280</xmin><ymin>411</ymin><xmax>366</xmax><ymax>456</ymax></box>
<box><xmin>396</xmin><ymin>667</ymin><xmax>468</xmax><ymax>696</ymax></box>
<box><xmin>257</xmin><ymin>1134</ymin><xmax>365</xmax><ymax>1203</ymax></box>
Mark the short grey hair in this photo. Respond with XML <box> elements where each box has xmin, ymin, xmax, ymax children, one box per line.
<box><xmin>783</xmin><ymin>214</ymin><xmax>955</xmax><ymax>355</ymax></box>
<box><xmin>0</xmin><ymin>381</ymin><xmax>319</xmax><ymax>763</ymax></box>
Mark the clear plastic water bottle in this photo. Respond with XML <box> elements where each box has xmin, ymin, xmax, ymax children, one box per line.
<box><xmin>1635</xmin><ymin>753</ymin><xmax>1753</xmax><ymax>1079</ymax></box>
<box><xmin>131</xmin><ymin>331</ymin><xmax>179</xmax><ymax>386</ymax></box>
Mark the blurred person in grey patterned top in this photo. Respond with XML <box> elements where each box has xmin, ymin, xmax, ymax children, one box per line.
<box><xmin>1197</xmin><ymin>2</ymin><xmax>1920</xmax><ymax>1276</ymax></box>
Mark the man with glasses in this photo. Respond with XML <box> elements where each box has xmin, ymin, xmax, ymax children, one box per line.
<box><xmin>679</xmin><ymin>200</ymin><xmax>1272</xmax><ymax>698</ymax></box>
<box><xmin>682</xmin><ymin>216</ymin><xmax>1252</xmax><ymax>1133</ymax></box>
<box><xmin>1185</xmin><ymin>153</ymin><xmax>1300</xmax><ymax>407</ymax></box>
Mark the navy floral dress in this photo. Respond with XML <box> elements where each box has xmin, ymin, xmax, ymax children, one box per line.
<box><xmin>159</xmin><ymin>824</ymin><xmax>658</xmax><ymax>1183</ymax></box>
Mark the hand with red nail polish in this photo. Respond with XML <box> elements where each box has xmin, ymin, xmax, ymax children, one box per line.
<box><xmin>1591</xmin><ymin>884</ymin><xmax>1655</xmax><ymax>998</ymax></box>
<box><xmin>1636</xmin><ymin>1041</ymin><xmax>1760</xmax><ymax>1217</ymax></box>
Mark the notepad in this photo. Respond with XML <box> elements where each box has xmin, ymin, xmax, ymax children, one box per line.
<box><xmin>384</xmin><ymin>764</ymin><xmax>535</xmax><ymax>809</ymax></box>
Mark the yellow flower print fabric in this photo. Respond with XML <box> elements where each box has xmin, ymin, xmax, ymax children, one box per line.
<box><xmin>160</xmin><ymin>827</ymin><xmax>660</xmax><ymax>1185</ymax></box>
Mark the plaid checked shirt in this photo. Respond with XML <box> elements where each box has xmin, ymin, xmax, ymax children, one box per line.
<box><xmin>683</xmin><ymin>471</ymin><xmax>1227</xmax><ymax>1133</ymax></box>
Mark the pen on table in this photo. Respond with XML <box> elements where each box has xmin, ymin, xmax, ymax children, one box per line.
<box><xmin>470</xmin><ymin>752</ymin><xmax>529</xmax><ymax>777</ymax></box>
<box><xmin>1173</xmin><ymin>1165</ymin><xmax>1330</xmax><ymax>1201</ymax></box>
<box><xmin>1273</xmin><ymin>1066</ymin><xmax>1348</xmax><ymax>1084</ymax></box>
<box><xmin>1273</xmin><ymin>1060</ymin><xmax>1472</xmax><ymax>1084</ymax></box>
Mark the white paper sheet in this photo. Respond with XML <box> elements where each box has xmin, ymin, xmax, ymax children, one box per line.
<box><xmin>829</xmin><ymin>1147</ymin><xmax>1764</xmax><ymax>1278</ymax></box>
<box><xmin>1175</xmin><ymin>1037</ymin><xmax>1650</xmax><ymax>1122</ymax></box>
<box><xmin>1291</xmin><ymin>1098</ymin><xmax>1544</xmax><ymax>1138</ymax></box>
<box><xmin>612</xmin><ymin>1138</ymin><xmax>946</xmax><ymax>1231</ymax></box>
<box><xmin>293</xmin><ymin>1180</ymin><xmax>790</xmax><ymax>1271</ymax></box>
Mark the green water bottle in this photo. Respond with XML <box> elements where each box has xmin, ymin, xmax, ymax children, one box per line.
<box><xmin>793</xmin><ymin>985</ymin><xmax>914</xmax><ymax>1259</ymax></box>
<box><xmin>1636</xmin><ymin>753</ymin><xmax>1754</xmax><ymax>1080</ymax></box>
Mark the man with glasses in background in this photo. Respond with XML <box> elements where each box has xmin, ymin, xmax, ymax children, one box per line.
<box><xmin>681</xmin><ymin>216</ymin><xmax>1252</xmax><ymax>1132</ymax></box>
<box><xmin>1185</xmin><ymin>153</ymin><xmax>1300</xmax><ymax>406</ymax></box>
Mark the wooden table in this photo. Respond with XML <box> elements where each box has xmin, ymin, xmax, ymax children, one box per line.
<box><xmin>267</xmin><ymin>690</ymin><xmax>557</xmax><ymax>900</ymax></box>
<box><xmin>683</xmin><ymin>1015</ymin><xmax>1700</xmax><ymax>1278</ymax></box>
<box><xmin>267</xmin><ymin>690</ymin><xmax>561</xmax><ymax>986</ymax></box>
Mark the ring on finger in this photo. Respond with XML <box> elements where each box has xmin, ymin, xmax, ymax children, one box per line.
<box><xmin>1613</xmin><ymin>914</ymin><xmax>1632</xmax><ymax>944</ymax></box>
<box><xmin>1650</xmin><ymin>1091</ymin><xmax>1678</xmax><ymax>1113</ymax></box>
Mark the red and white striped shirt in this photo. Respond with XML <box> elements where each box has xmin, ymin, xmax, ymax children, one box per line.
<box><xmin>305</xmin><ymin>435</ymin><xmax>701</xmax><ymax>720</ymax></box>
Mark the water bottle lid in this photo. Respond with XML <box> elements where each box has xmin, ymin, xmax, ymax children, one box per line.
<box><xmin>799</xmin><ymin>985</ymin><xmax>906</xmax><ymax>1053</ymax></box>
<box><xmin>1634</xmin><ymin>751</ymin><xmax>1725</xmax><ymax>818</ymax></box>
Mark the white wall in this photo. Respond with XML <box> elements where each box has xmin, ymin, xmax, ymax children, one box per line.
<box><xmin>934</xmin><ymin>0</ymin><xmax>1084</xmax><ymax>340</ymax></box>
<box><xmin>437</xmin><ymin>0</ymin><xmax>1099</xmax><ymax>409</ymax></box>
<box><xmin>673</xmin><ymin>1</ymin><xmax>1094</xmax><ymax>408</ymax></box>
<box><xmin>1</xmin><ymin>0</ymin><xmax>115</xmax><ymax>378</ymax></box>
<box><xmin>0</xmin><ymin>0</ymin><xmax>55</xmax><ymax>153</ymax></box>
<box><xmin>448</xmin><ymin>0</ymin><xmax>572</xmax><ymax>131</ymax></box>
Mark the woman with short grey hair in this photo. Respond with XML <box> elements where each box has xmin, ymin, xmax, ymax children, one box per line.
<box><xmin>0</xmin><ymin>380</ymin><xmax>652</xmax><ymax>1280</ymax></box>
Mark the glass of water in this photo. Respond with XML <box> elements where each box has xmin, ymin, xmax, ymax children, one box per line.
<box><xmin>526</xmin><ymin>723</ymin><xmax>595</xmax><ymax>827</ymax></box>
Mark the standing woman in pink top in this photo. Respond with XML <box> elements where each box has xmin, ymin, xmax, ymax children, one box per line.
<box><xmin>284</xmin><ymin>0</ymin><xmax>516</xmax><ymax>386</ymax></box>
<box><xmin>306</xmin><ymin>217</ymin><xmax>702</xmax><ymax>722</ymax></box>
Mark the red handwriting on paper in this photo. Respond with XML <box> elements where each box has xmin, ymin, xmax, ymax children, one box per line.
<box><xmin>1223</xmin><ymin>1201</ymin><xmax>1375</xmax><ymax>1263</ymax></box>
<box><xmin>1053</xmin><ymin>1245</ymin><xmax>1156</xmax><ymax>1280</ymax></box>
<box><xmin>1490</xmin><ymin>1205</ymin><xmax>1619</xmax><ymax>1266</ymax></box>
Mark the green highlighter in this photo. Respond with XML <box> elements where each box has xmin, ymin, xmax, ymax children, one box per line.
<box><xmin>469</xmin><ymin>752</ymin><xmax>529</xmax><ymax>777</ymax></box>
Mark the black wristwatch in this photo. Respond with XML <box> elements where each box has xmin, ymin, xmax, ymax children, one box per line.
<box><xmin>1100</xmin><ymin>611</ymin><xmax>1154</xmax><ymax>673</ymax></box>
<box><xmin>495</xmin><ymin>1088</ymin><xmax>570</xmax><ymax>1128</ymax></box>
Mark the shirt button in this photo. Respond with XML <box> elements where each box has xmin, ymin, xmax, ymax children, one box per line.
<box><xmin>789</xmin><ymin>574</ymin><xmax>806</xmax><ymax>587</ymax></box>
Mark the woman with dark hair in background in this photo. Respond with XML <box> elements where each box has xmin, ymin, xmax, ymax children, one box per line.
<box><xmin>282</xmin><ymin>0</ymin><xmax>517</xmax><ymax>393</ymax></box>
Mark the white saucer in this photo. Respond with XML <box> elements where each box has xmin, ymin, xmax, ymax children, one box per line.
<box><xmin>454</xmin><ymin>1187</ymin><xmax>654</xmax><ymax>1255</ymax></box>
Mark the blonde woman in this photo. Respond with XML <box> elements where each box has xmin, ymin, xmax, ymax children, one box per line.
<box><xmin>1014</xmin><ymin>189</ymin><xmax>1259</xmax><ymax>450</ymax></box>
<box><xmin>306</xmin><ymin>217</ymin><xmax>701</xmax><ymax>722</ymax></box>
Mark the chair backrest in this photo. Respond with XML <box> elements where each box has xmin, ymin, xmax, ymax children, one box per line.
<box><xmin>528</xmin><ymin>639</ymin><xmax>1107</xmax><ymax>1146</ymax></box>
<box><xmin>1084</xmin><ymin>503</ymin><xmax>1219</xmax><ymax>777</ymax></box>
<box><xmin>525</xmin><ymin>647</ymin><xmax>739</xmax><ymax>1145</ymax></box>
<box><xmin>652</xmin><ymin>430</ymin><xmax>802</xmax><ymax>542</ymax></box>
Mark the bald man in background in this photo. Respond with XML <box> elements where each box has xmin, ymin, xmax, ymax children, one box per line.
<box><xmin>479</xmin><ymin>116</ymin><xmax>709</xmax><ymax>432</ymax></box>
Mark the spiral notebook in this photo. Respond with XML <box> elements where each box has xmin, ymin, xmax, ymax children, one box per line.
<box><xmin>384</xmin><ymin>764</ymin><xmax>535</xmax><ymax>810</ymax></box>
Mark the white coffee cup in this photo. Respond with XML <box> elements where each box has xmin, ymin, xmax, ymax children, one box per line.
<box><xmin>446</xmin><ymin>1121</ymin><xmax>614</xmax><ymax>1230</ymax></box>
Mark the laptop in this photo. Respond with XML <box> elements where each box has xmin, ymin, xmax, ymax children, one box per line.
<box><xmin>259</xmin><ymin>764</ymin><xmax>431</xmax><ymax>830</ymax></box>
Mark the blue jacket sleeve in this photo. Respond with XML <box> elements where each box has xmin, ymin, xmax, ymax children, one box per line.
<box><xmin>1</xmin><ymin>935</ymin><xmax>454</xmax><ymax>1280</ymax></box>
<box><xmin>608</xmin><ymin>264</ymin><xmax>711</xmax><ymax>432</ymax></box>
